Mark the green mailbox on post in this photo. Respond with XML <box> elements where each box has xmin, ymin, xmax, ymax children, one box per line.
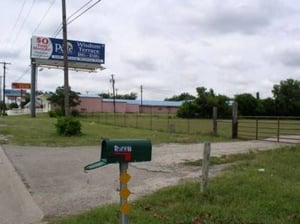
<box><xmin>84</xmin><ymin>139</ymin><xmax>152</xmax><ymax>171</ymax></box>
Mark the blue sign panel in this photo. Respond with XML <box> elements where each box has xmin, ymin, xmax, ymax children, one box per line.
<box><xmin>5</xmin><ymin>89</ymin><xmax>26</xmax><ymax>96</ymax></box>
<box><xmin>31</xmin><ymin>36</ymin><xmax>105</xmax><ymax>64</ymax></box>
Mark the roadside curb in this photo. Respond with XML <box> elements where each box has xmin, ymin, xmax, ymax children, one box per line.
<box><xmin>0</xmin><ymin>146</ymin><xmax>44</xmax><ymax>224</ymax></box>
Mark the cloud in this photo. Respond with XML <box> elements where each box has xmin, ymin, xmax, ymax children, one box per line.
<box><xmin>278</xmin><ymin>48</ymin><xmax>300</xmax><ymax>67</ymax></box>
<box><xmin>0</xmin><ymin>47</ymin><xmax>20</xmax><ymax>60</ymax></box>
<box><xmin>124</xmin><ymin>56</ymin><xmax>158</xmax><ymax>71</ymax></box>
<box><xmin>201</xmin><ymin>0</ymin><xmax>289</xmax><ymax>35</ymax></box>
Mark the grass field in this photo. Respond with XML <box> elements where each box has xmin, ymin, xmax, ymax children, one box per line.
<box><xmin>0</xmin><ymin>114</ymin><xmax>230</xmax><ymax>146</ymax></box>
<box><xmin>47</xmin><ymin>145</ymin><xmax>300</xmax><ymax>224</ymax></box>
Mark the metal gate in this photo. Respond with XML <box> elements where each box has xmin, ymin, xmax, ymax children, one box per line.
<box><xmin>238</xmin><ymin>116</ymin><xmax>300</xmax><ymax>143</ymax></box>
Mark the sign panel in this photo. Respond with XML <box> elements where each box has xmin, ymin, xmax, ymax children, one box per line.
<box><xmin>31</xmin><ymin>36</ymin><xmax>105</xmax><ymax>67</ymax></box>
<box><xmin>5</xmin><ymin>89</ymin><xmax>26</xmax><ymax>97</ymax></box>
<box><xmin>12</xmin><ymin>82</ymin><xmax>31</xmax><ymax>89</ymax></box>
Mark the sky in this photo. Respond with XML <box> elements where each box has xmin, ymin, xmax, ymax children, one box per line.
<box><xmin>1</xmin><ymin>0</ymin><xmax>300</xmax><ymax>100</ymax></box>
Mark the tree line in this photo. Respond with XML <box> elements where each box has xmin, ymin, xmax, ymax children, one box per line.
<box><xmin>27</xmin><ymin>78</ymin><xmax>300</xmax><ymax>118</ymax></box>
<box><xmin>166</xmin><ymin>78</ymin><xmax>300</xmax><ymax>118</ymax></box>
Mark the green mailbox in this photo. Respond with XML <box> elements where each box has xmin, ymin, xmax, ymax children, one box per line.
<box><xmin>84</xmin><ymin>139</ymin><xmax>152</xmax><ymax>170</ymax></box>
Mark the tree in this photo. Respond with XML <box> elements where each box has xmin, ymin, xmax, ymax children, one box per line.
<box><xmin>165</xmin><ymin>92</ymin><xmax>195</xmax><ymax>101</ymax></box>
<box><xmin>272</xmin><ymin>78</ymin><xmax>300</xmax><ymax>116</ymax></box>
<box><xmin>118</xmin><ymin>92</ymin><xmax>137</xmax><ymax>100</ymax></box>
<box><xmin>176</xmin><ymin>86</ymin><xmax>230</xmax><ymax>118</ymax></box>
<box><xmin>48</xmin><ymin>86</ymin><xmax>80</xmax><ymax>116</ymax></box>
<box><xmin>21</xmin><ymin>93</ymin><xmax>31</xmax><ymax>108</ymax></box>
<box><xmin>176</xmin><ymin>101</ymin><xmax>198</xmax><ymax>118</ymax></box>
<box><xmin>261</xmin><ymin>97</ymin><xmax>276</xmax><ymax>116</ymax></box>
<box><xmin>234</xmin><ymin>93</ymin><xmax>258</xmax><ymax>116</ymax></box>
<box><xmin>99</xmin><ymin>92</ymin><xmax>137</xmax><ymax>100</ymax></box>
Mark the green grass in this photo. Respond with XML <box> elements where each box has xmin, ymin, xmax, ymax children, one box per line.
<box><xmin>0</xmin><ymin>114</ymin><xmax>229</xmax><ymax>146</ymax></box>
<box><xmin>47</xmin><ymin>145</ymin><xmax>300</xmax><ymax>224</ymax></box>
<box><xmin>184</xmin><ymin>151</ymin><xmax>257</xmax><ymax>166</ymax></box>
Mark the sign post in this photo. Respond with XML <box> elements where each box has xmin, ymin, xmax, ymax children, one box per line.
<box><xmin>119</xmin><ymin>162</ymin><xmax>131</xmax><ymax>224</ymax></box>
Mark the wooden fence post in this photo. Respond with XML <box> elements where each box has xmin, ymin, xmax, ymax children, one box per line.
<box><xmin>213</xmin><ymin>107</ymin><xmax>218</xmax><ymax>135</ymax></box>
<box><xmin>232</xmin><ymin>102</ymin><xmax>238</xmax><ymax>139</ymax></box>
<box><xmin>201</xmin><ymin>142</ymin><xmax>211</xmax><ymax>192</ymax></box>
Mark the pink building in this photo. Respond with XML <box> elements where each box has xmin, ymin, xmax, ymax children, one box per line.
<box><xmin>74</xmin><ymin>95</ymin><xmax>183</xmax><ymax>114</ymax></box>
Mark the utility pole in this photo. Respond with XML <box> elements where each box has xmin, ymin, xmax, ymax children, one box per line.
<box><xmin>0</xmin><ymin>62</ymin><xmax>11</xmax><ymax>115</ymax></box>
<box><xmin>0</xmin><ymin>75</ymin><xmax>2</xmax><ymax>107</ymax></box>
<box><xmin>140</xmin><ymin>85</ymin><xmax>143</xmax><ymax>106</ymax></box>
<box><xmin>110</xmin><ymin>74</ymin><xmax>116</xmax><ymax>113</ymax></box>
<box><xmin>62</xmin><ymin>0</ymin><xmax>70</xmax><ymax>116</ymax></box>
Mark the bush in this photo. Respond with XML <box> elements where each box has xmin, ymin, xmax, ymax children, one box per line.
<box><xmin>48</xmin><ymin>108</ymin><xmax>64</xmax><ymax>118</ymax></box>
<box><xmin>48</xmin><ymin>110</ymin><xmax>56</xmax><ymax>118</ymax></box>
<box><xmin>55</xmin><ymin>117</ymin><xmax>82</xmax><ymax>136</ymax></box>
<box><xmin>9</xmin><ymin>103</ymin><xmax>19</xmax><ymax>109</ymax></box>
<box><xmin>54</xmin><ymin>108</ymin><xmax>64</xmax><ymax>117</ymax></box>
<box><xmin>71</xmin><ymin>109</ymin><xmax>80</xmax><ymax>117</ymax></box>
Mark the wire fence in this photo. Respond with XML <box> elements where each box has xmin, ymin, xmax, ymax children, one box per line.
<box><xmin>80</xmin><ymin>112</ymin><xmax>218</xmax><ymax>136</ymax></box>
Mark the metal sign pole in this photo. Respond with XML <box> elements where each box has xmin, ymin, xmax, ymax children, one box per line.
<box><xmin>119</xmin><ymin>162</ymin><xmax>131</xmax><ymax>224</ymax></box>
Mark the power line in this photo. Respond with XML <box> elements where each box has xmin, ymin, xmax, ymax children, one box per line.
<box><xmin>52</xmin><ymin>0</ymin><xmax>102</xmax><ymax>37</ymax></box>
<box><xmin>13</xmin><ymin>67</ymin><xmax>31</xmax><ymax>83</ymax></box>
<box><xmin>0</xmin><ymin>0</ymin><xmax>27</xmax><ymax>48</ymax></box>
<box><xmin>67</xmin><ymin>0</ymin><xmax>102</xmax><ymax>25</ymax></box>
<box><xmin>5</xmin><ymin>0</ymin><xmax>27</xmax><ymax>42</ymax></box>
<box><xmin>11</xmin><ymin>0</ymin><xmax>37</xmax><ymax>45</ymax></box>
<box><xmin>67</xmin><ymin>0</ymin><xmax>94</xmax><ymax>22</ymax></box>
<box><xmin>31</xmin><ymin>0</ymin><xmax>57</xmax><ymax>35</ymax></box>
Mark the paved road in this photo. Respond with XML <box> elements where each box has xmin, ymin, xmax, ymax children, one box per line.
<box><xmin>0</xmin><ymin>140</ymin><xmax>293</xmax><ymax>223</ymax></box>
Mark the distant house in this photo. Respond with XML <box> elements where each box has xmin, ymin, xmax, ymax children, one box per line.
<box><xmin>37</xmin><ymin>94</ymin><xmax>52</xmax><ymax>111</ymax></box>
<box><xmin>73</xmin><ymin>95</ymin><xmax>183</xmax><ymax>114</ymax></box>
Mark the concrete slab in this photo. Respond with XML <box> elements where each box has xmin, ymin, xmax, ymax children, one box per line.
<box><xmin>0</xmin><ymin>146</ymin><xmax>44</xmax><ymax>224</ymax></box>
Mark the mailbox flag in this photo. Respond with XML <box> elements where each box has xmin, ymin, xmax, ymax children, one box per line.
<box><xmin>84</xmin><ymin>159</ymin><xmax>108</xmax><ymax>170</ymax></box>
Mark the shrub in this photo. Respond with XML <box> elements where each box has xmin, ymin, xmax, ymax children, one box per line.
<box><xmin>48</xmin><ymin>110</ymin><xmax>56</xmax><ymax>118</ymax></box>
<box><xmin>55</xmin><ymin>117</ymin><xmax>82</xmax><ymax>136</ymax></box>
<box><xmin>54</xmin><ymin>108</ymin><xmax>64</xmax><ymax>117</ymax></box>
<box><xmin>71</xmin><ymin>109</ymin><xmax>80</xmax><ymax>117</ymax></box>
<box><xmin>9</xmin><ymin>103</ymin><xmax>19</xmax><ymax>109</ymax></box>
<box><xmin>48</xmin><ymin>108</ymin><xmax>64</xmax><ymax>118</ymax></box>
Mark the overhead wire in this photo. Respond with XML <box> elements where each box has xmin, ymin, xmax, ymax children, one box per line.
<box><xmin>14</xmin><ymin>0</ymin><xmax>103</xmax><ymax>83</ymax></box>
<box><xmin>4</xmin><ymin>0</ymin><xmax>27</xmax><ymax>44</ymax></box>
<box><xmin>67</xmin><ymin>0</ymin><xmax>102</xmax><ymax>25</ymax></box>
<box><xmin>11</xmin><ymin>0</ymin><xmax>37</xmax><ymax>45</ymax></box>
<box><xmin>13</xmin><ymin>0</ymin><xmax>58</xmax><ymax>83</ymax></box>
<box><xmin>67</xmin><ymin>0</ymin><xmax>95</xmax><ymax>22</ymax></box>
<box><xmin>13</xmin><ymin>67</ymin><xmax>31</xmax><ymax>83</ymax></box>
<box><xmin>31</xmin><ymin>0</ymin><xmax>57</xmax><ymax>35</ymax></box>
<box><xmin>52</xmin><ymin>0</ymin><xmax>102</xmax><ymax>37</ymax></box>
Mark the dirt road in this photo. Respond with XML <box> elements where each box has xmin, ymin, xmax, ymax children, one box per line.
<box><xmin>2</xmin><ymin>140</ymin><xmax>291</xmax><ymax>217</ymax></box>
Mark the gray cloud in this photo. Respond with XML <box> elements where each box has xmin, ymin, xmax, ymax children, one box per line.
<box><xmin>279</xmin><ymin>49</ymin><xmax>300</xmax><ymax>67</ymax></box>
<box><xmin>124</xmin><ymin>56</ymin><xmax>158</xmax><ymax>71</ymax></box>
<box><xmin>201</xmin><ymin>0</ymin><xmax>290</xmax><ymax>35</ymax></box>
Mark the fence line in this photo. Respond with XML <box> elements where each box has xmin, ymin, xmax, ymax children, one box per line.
<box><xmin>81</xmin><ymin>112</ymin><xmax>216</xmax><ymax>135</ymax></box>
<box><xmin>238</xmin><ymin>116</ymin><xmax>300</xmax><ymax>143</ymax></box>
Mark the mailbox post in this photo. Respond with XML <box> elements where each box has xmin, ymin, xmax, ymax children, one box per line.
<box><xmin>84</xmin><ymin>139</ymin><xmax>152</xmax><ymax>224</ymax></box>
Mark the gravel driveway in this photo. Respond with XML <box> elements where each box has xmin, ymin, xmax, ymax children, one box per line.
<box><xmin>2</xmin><ymin>140</ymin><xmax>291</xmax><ymax>216</ymax></box>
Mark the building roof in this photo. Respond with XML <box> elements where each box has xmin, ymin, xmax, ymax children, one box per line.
<box><xmin>78</xmin><ymin>94</ymin><xmax>184</xmax><ymax>107</ymax></box>
<box><xmin>102</xmin><ymin>99</ymin><xmax>184</xmax><ymax>107</ymax></box>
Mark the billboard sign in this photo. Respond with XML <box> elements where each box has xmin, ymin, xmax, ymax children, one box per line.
<box><xmin>12</xmin><ymin>82</ymin><xmax>31</xmax><ymax>89</ymax></box>
<box><xmin>31</xmin><ymin>36</ymin><xmax>105</xmax><ymax>70</ymax></box>
<box><xmin>5</xmin><ymin>89</ymin><xmax>26</xmax><ymax>97</ymax></box>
